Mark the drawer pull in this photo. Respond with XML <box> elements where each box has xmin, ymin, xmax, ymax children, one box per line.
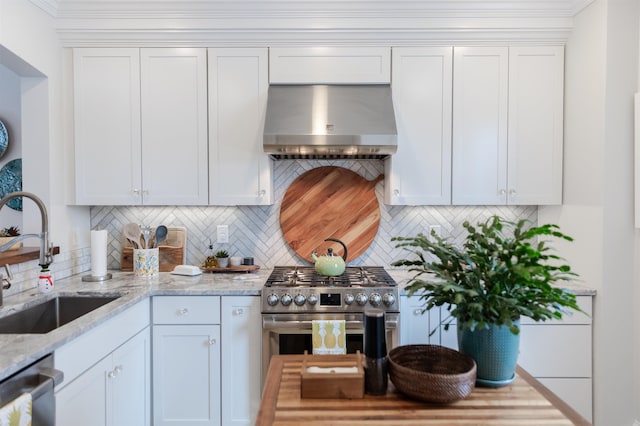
<box><xmin>178</xmin><ymin>308</ymin><xmax>189</xmax><ymax>316</ymax></box>
<box><xmin>234</xmin><ymin>308</ymin><xmax>244</xmax><ymax>315</ymax></box>
<box><xmin>209</xmin><ymin>338</ymin><xmax>217</xmax><ymax>346</ymax></box>
<box><xmin>413</xmin><ymin>309</ymin><xmax>422</xmax><ymax>316</ymax></box>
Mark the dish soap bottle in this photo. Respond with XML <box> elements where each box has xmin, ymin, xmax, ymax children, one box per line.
<box><xmin>38</xmin><ymin>268</ymin><xmax>54</xmax><ymax>293</ymax></box>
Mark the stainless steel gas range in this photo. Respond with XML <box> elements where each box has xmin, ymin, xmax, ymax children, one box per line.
<box><xmin>261</xmin><ymin>266</ymin><xmax>399</xmax><ymax>382</ymax></box>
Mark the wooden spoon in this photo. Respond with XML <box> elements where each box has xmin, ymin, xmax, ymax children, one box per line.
<box><xmin>123</xmin><ymin>223</ymin><xmax>141</xmax><ymax>249</ymax></box>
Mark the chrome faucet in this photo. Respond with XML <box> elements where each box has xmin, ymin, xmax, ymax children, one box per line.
<box><xmin>0</xmin><ymin>192</ymin><xmax>53</xmax><ymax>307</ymax></box>
<box><xmin>0</xmin><ymin>191</ymin><xmax>53</xmax><ymax>267</ymax></box>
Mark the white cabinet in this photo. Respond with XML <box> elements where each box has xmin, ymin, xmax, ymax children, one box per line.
<box><xmin>386</xmin><ymin>47</ymin><xmax>453</xmax><ymax>205</ymax></box>
<box><xmin>451</xmin><ymin>46</ymin><xmax>564</xmax><ymax>205</ymax></box>
<box><xmin>55</xmin><ymin>300</ymin><xmax>151</xmax><ymax>426</ymax></box>
<box><xmin>269</xmin><ymin>47</ymin><xmax>391</xmax><ymax>84</ymax></box>
<box><xmin>152</xmin><ymin>296</ymin><xmax>221</xmax><ymax>426</ymax></box>
<box><xmin>208</xmin><ymin>48</ymin><xmax>273</xmax><ymax>205</ymax></box>
<box><xmin>220</xmin><ymin>296</ymin><xmax>262</xmax><ymax>426</ymax></box>
<box><xmin>73</xmin><ymin>48</ymin><xmax>141</xmax><ymax>205</ymax></box>
<box><xmin>451</xmin><ymin>46</ymin><xmax>509</xmax><ymax>205</ymax></box>
<box><xmin>73</xmin><ymin>47</ymin><xmax>208</xmax><ymax>205</ymax></box>
<box><xmin>399</xmin><ymin>295</ymin><xmax>439</xmax><ymax>345</ymax></box>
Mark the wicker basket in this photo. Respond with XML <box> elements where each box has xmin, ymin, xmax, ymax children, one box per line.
<box><xmin>388</xmin><ymin>344</ymin><xmax>477</xmax><ymax>403</ymax></box>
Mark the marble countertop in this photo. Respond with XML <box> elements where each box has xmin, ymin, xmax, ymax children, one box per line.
<box><xmin>0</xmin><ymin>267</ymin><xmax>594</xmax><ymax>382</ymax></box>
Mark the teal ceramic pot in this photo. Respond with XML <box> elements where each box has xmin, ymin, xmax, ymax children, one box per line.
<box><xmin>457</xmin><ymin>320</ymin><xmax>520</xmax><ymax>387</ymax></box>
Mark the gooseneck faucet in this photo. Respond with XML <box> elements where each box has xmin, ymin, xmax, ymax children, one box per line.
<box><xmin>0</xmin><ymin>191</ymin><xmax>53</xmax><ymax>268</ymax></box>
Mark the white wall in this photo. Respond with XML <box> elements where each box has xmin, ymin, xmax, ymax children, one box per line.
<box><xmin>0</xmin><ymin>64</ymin><xmax>23</xmax><ymax>230</ymax></box>
<box><xmin>542</xmin><ymin>0</ymin><xmax>640</xmax><ymax>424</ymax></box>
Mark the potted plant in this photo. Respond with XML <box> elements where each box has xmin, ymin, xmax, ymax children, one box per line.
<box><xmin>392</xmin><ymin>215</ymin><xmax>584</xmax><ymax>387</ymax></box>
<box><xmin>215</xmin><ymin>250</ymin><xmax>230</xmax><ymax>268</ymax></box>
<box><xmin>0</xmin><ymin>226</ymin><xmax>21</xmax><ymax>250</ymax></box>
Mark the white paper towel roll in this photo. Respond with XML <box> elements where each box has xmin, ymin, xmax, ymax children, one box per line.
<box><xmin>91</xmin><ymin>230</ymin><xmax>108</xmax><ymax>277</ymax></box>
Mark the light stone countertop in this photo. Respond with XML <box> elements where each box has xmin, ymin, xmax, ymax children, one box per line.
<box><xmin>0</xmin><ymin>268</ymin><xmax>269</xmax><ymax>381</ymax></box>
<box><xmin>0</xmin><ymin>267</ymin><xmax>594</xmax><ymax>382</ymax></box>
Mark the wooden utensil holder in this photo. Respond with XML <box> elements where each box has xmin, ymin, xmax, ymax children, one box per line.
<box><xmin>300</xmin><ymin>351</ymin><xmax>364</xmax><ymax>399</ymax></box>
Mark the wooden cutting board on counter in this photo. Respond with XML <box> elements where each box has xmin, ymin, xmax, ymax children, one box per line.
<box><xmin>280</xmin><ymin>166</ymin><xmax>383</xmax><ymax>262</ymax></box>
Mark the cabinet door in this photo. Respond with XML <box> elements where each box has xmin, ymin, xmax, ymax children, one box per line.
<box><xmin>208</xmin><ymin>48</ymin><xmax>273</xmax><ymax>205</ymax></box>
<box><xmin>153</xmin><ymin>325</ymin><xmax>221</xmax><ymax>426</ymax></box>
<box><xmin>221</xmin><ymin>296</ymin><xmax>262</xmax><ymax>426</ymax></box>
<box><xmin>140</xmin><ymin>48</ymin><xmax>209</xmax><ymax>205</ymax></box>
<box><xmin>56</xmin><ymin>355</ymin><xmax>110</xmax><ymax>426</ymax></box>
<box><xmin>399</xmin><ymin>295</ymin><xmax>439</xmax><ymax>345</ymax></box>
<box><xmin>73</xmin><ymin>48</ymin><xmax>142</xmax><ymax>205</ymax></box>
<box><xmin>507</xmin><ymin>46</ymin><xmax>564</xmax><ymax>205</ymax></box>
<box><xmin>452</xmin><ymin>47</ymin><xmax>509</xmax><ymax>205</ymax></box>
<box><xmin>110</xmin><ymin>328</ymin><xmax>151</xmax><ymax>426</ymax></box>
<box><xmin>386</xmin><ymin>47</ymin><xmax>452</xmax><ymax>205</ymax></box>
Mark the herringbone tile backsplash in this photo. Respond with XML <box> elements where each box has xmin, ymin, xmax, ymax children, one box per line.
<box><xmin>91</xmin><ymin>160</ymin><xmax>536</xmax><ymax>270</ymax></box>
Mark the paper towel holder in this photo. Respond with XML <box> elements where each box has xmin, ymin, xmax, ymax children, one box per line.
<box><xmin>82</xmin><ymin>272</ymin><xmax>113</xmax><ymax>282</ymax></box>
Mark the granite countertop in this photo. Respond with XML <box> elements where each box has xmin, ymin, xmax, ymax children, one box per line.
<box><xmin>0</xmin><ymin>268</ymin><xmax>269</xmax><ymax>381</ymax></box>
<box><xmin>0</xmin><ymin>267</ymin><xmax>595</xmax><ymax>382</ymax></box>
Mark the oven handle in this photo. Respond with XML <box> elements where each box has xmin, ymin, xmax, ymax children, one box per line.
<box><xmin>262</xmin><ymin>317</ymin><xmax>398</xmax><ymax>330</ymax></box>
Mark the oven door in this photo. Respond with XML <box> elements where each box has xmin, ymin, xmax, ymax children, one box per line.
<box><xmin>261</xmin><ymin>312</ymin><xmax>398</xmax><ymax>385</ymax></box>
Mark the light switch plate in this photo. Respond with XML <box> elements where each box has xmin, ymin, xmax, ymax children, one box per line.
<box><xmin>217</xmin><ymin>225</ymin><xmax>229</xmax><ymax>243</ymax></box>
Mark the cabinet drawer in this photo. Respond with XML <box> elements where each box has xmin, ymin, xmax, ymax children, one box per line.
<box><xmin>152</xmin><ymin>296</ymin><xmax>220</xmax><ymax>325</ymax></box>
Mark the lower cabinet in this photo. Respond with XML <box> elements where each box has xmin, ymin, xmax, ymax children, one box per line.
<box><xmin>151</xmin><ymin>295</ymin><xmax>261</xmax><ymax>426</ymax></box>
<box><xmin>220</xmin><ymin>296</ymin><xmax>262</xmax><ymax>426</ymax></box>
<box><xmin>55</xmin><ymin>300</ymin><xmax>151</xmax><ymax>426</ymax></box>
<box><xmin>152</xmin><ymin>296</ymin><xmax>221</xmax><ymax>426</ymax></box>
<box><xmin>400</xmin><ymin>294</ymin><xmax>593</xmax><ymax>422</ymax></box>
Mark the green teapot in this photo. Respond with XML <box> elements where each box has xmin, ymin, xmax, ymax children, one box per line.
<box><xmin>311</xmin><ymin>238</ymin><xmax>349</xmax><ymax>276</ymax></box>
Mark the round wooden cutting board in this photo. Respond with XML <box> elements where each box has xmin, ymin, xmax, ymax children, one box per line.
<box><xmin>280</xmin><ymin>166</ymin><xmax>383</xmax><ymax>263</ymax></box>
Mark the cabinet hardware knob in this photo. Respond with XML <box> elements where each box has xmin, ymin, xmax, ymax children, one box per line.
<box><xmin>413</xmin><ymin>309</ymin><xmax>422</xmax><ymax>316</ymax></box>
<box><xmin>234</xmin><ymin>308</ymin><xmax>244</xmax><ymax>315</ymax></box>
<box><xmin>258</xmin><ymin>189</ymin><xmax>266</xmax><ymax>197</ymax></box>
<box><xmin>499</xmin><ymin>189</ymin><xmax>507</xmax><ymax>196</ymax></box>
<box><xmin>114</xmin><ymin>365</ymin><xmax>123</xmax><ymax>374</ymax></box>
<box><xmin>509</xmin><ymin>189</ymin><xmax>517</xmax><ymax>195</ymax></box>
<box><xmin>178</xmin><ymin>308</ymin><xmax>189</xmax><ymax>316</ymax></box>
<box><xmin>108</xmin><ymin>370</ymin><xmax>116</xmax><ymax>379</ymax></box>
<box><xmin>132</xmin><ymin>189</ymin><xmax>140</xmax><ymax>194</ymax></box>
<box><xmin>393</xmin><ymin>189</ymin><xmax>400</xmax><ymax>197</ymax></box>
<box><xmin>209</xmin><ymin>338</ymin><xmax>217</xmax><ymax>345</ymax></box>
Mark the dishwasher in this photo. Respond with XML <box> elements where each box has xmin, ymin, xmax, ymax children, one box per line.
<box><xmin>0</xmin><ymin>354</ymin><xmax>63</xmax><ymax>426</ymax></box>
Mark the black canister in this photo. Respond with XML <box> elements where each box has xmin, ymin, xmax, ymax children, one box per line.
<box><xmin>363</xmin><ymin>309</ymin><xmax>388</xmax><ymax>395</ymax></box>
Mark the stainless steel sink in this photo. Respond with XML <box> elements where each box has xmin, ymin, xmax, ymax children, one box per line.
<box><xmin>0</xmin><ymin>295</ymin><xmax>120</xmax><ymax>334</ymax></box>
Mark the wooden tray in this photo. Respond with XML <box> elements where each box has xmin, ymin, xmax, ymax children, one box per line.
<box><xmin>300</xmin><ymin>351</ymin><xmax>364</xmax><ymax>399</ymax></box>
<box><xmin>201</xmin><ymin>265</ymin><xmax>260</xmax><ymax>273</ymax></box>
<box><xmin>121</xmin><ymin>226</ymin><xmax>186</xmax><ymax>272</ymax></box>
<box><xmin>280</xmin><ymin>166</ymin><xmax>383</xmax><ymax>263</ymax></box>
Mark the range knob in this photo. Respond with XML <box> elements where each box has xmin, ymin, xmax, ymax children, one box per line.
<box><xmin>294</xmin><ymin>294</ymin><xmax>306</xmax><ymax>306</ymax></box>
<box><xmin>355</xmin><ymin>293</ymin><xmax>368</xmax><ymax>306</ymax></box>
<box><xmin>266</xmin><ymin>293</ymin><xmax>279</xmax><ymax>306</ymax></box>
<box><xmin>382</xmin><ymin>293</ymin><xmax>396</xmax><ymax>307</ymax></box>
<box><xmin>369</xmin><ymin>292</ymin><xmax>382</xmax><ymax>307</ymax></box>
<box><xmin>344</xmin><ymin>293</ymin><xmax>355</xmax><ymax>305</ymax></box>
<box><xmin>307</xmin><ymin>294</ymin><xmax>318</xmax><ymax>305</ymax></box>
<box><xmin>280</xmin><ymin>294</ymin><xmax>292</xmax><ymax>306</ymax></box>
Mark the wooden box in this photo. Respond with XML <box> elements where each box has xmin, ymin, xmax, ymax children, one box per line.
<box><xmin>121</xmin><ymin>226</ymin><xmax>186</xmax><ymax>272</ymax></box>
<box><xmin>300</xmin><ymin>351</ymin><xmax>364</xmax><ymax>399</ymax></box>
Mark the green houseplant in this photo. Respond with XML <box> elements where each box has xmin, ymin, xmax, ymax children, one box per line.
<box><xmin>392</xmin><ymin>215</ymin><xmax>583</xmax><ymax>386</ymax></box>
<box><xmin>215</xmin><ymin>249</ymin><xmax>230</xmax><ymax>268</ymax></box>
<box><xmin>0</xmin><ymin>225</ymin><xmax>21</xmax><ymax>250</ymax></box>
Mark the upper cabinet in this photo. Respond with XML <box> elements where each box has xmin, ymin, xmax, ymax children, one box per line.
<box><xmin>386</xmin><ymin>47</ymin><xmax>453</xmax><ymax>205</ymax></box>
<box><xmin>208</xmin><ymin>48</ymin><xmax>273</xmax><ymax>205</ymax></box>
<box><xmin>73</xmin><ymin>48</ymin><xmax>209</xmax><ymax>205</ymax></box>
<box><xmin>451</xmin><ymin>46</ymin><xmax>564</xmax><ymax>205</ymax></box>
<box><xmin>269</xmin><ymin>47</ymin><xmax>391</xmax><ymax>84</ymax></box>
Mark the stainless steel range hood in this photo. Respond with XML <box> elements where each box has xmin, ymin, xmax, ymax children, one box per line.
<box><xmin>263</xmin><ymin>84</ymin><xmax>397</xmax><ymax>160</ymax></box>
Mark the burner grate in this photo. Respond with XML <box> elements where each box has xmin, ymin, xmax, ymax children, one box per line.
<box><xmin>265</xmin><ymin>266</ymin><xmax>396</xmax><ymax>288</ymax></box>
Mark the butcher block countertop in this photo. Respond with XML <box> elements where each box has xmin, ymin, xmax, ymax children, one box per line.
<box><xmin>256</xmin><ymin>354</ymin><xmax>591</xmax><ymax>426</ymax></box>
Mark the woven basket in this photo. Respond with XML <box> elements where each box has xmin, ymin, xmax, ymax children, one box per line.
<box><xmin>388</xmin><ymin>344</ymin><xmax>477</xmax><ymax>403</ymax></box>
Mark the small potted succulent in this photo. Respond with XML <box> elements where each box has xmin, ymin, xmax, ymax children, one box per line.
<box><xmin>0</xmin><ymin>226</ymin><xmax>21</xmax><ymax>250</ymax></box>
<box><xmin>392</xmin><ymin>215</ymin><xmax>585</xmax><ymax>386</ymax></box>
<box><xmin>215</xmin><ymin>250</ymin><xmax>230</xmax><ymax>268</ymax></box>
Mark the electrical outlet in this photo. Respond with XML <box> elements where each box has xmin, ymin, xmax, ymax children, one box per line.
<box><xmin>216</xmin><ymin>225</ymin><xmax>229</xmax><ymax>244</ymax></box>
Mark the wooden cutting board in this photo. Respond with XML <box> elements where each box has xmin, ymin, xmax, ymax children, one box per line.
<box><xmin>280</xmin><ymin>166</ymin><xmax>383</xmax><ymax>262</ymax></box>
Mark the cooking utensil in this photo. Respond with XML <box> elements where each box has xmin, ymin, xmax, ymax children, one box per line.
<box><xmin>123</xmin><ymin>223</ymin><xmax>141</xmax><ymax>249</ymax></box>
<box><xmin>280</xmin><ymin>166</ymin><xmax>383</xmax><ymax>262</ymax></box>
<box><xmin>154</xmin><ymin>225</ymin><xmax>168</xmax><ymax>248</ymax></box>
<box><xmin>140</xmin><ymin>225</ymin><xmax>152</xmax><ymax>249</ymax></box>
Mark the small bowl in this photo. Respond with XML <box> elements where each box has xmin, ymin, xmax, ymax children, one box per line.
<box><xmin>229</xmin><ymin>256</ymin><xmax>242</xmax><ymax>266</ymax></box>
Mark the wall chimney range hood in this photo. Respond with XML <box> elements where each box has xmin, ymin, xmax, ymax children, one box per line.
<box><xmin>263</xmin><ymin>84</ymin><xmax>398</xmax><ymax>160</ymax></box>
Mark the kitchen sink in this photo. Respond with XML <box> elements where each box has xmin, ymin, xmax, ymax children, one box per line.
<box><xmin>0</xmin><ymin>295</ymin><xmax>120</xmax><ymax>334</ymax></box>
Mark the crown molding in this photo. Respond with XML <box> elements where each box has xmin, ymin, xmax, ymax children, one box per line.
<box><xmin>46</xmin><ymin>0</ymin><xmax>594</xmax><ymax>45</ymax></box>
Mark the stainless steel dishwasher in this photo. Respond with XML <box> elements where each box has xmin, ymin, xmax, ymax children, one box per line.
<box><xmin>0</xmin><ymin>354</ymin><xmax>63</xmax><ymax>426</ymax></box>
